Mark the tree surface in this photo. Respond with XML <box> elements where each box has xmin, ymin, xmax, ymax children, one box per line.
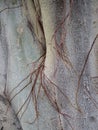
<box><xmin>0</xmin><ymin>0</ymin><xmax>98</xmax><ymax>130</ymax></box>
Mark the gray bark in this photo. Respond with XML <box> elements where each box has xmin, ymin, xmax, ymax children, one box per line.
<box><xmin>0</xmin><ymin>0</ymin><xmax>98</xmax><ymax>130</ymax></box>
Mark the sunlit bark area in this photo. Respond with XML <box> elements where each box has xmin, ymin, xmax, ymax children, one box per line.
<box><xmin>0</xmin><ymin>0</ymin><xmax>98</xmax><ymax>130</ymax></box>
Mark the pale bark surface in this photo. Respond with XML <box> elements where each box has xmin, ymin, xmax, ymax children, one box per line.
<box><xmin>0</xmin><ymin>0</ymin><xmax>98</xmax><ymax>130</ymax></box>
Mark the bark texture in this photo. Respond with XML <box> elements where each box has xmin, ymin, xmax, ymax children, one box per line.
<box><xmin>0</xmin><ymin>0</ymin><xmax>98</xmax><ymax>130</ymax></box>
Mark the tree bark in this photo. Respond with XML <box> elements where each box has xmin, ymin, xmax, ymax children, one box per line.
<box><xmin>0</xmin><ymin>0</ymin><xmax>98</xmax><ymax>130</ymax></box>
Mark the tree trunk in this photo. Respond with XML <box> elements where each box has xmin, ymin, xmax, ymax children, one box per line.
<box><xmin>0</xmin><ymin>0</ymin><xmax>98</xmax><ymax>130</ymax></box>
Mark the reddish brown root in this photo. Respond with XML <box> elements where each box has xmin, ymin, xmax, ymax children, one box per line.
<box><xmin>8</xmin><ymin>52</ymin><xmax>75</xmax><ymax>130</ymax></box>
<box><xmin>16</xmin><ymin>90</ymin><xmax>32</xmax><ymax>117</ymax></box>
<box><xmin>43</xmin><ymin>72</ymin><xmax>81</xmax><ymax>112</ymax></box>
<box><xmin>51</xmin><ymin>2</ymin><xmax>76</xmax><ymax>74</ymax></box>
<box><xmin>76</xmin><ymin>34</ymin><xmax>98</xmax><ymax>110</ymax></box>
<box><xmin>5</xmin><ymin>1</ymin><xmax>81</xmax><ymax>130</ymax></box>
<box><xmin>20</xmin><ymin>95</ymin><xmax>32</xmax><ymax>120</ymax></box>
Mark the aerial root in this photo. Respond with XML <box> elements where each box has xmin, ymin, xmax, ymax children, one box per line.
<box><xmin>76</xmin><ymin>34</ymin><xmax>98</xmax><ymax>110</ymax></box>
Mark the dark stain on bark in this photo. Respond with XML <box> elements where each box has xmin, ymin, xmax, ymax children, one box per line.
<box><xmin>89</xmin><ymin>116</ymin><xmax>96</xmax><ymax>122</ymax></box>
<box><xmin>1</xmin><ymin>126</ymin><xmax>3</xmax><ymax>130</ymax></box>
<box><xmin>0</xmin><ymin>95</ymin><xmax>8</xmax><ymax>105</ymax></box>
